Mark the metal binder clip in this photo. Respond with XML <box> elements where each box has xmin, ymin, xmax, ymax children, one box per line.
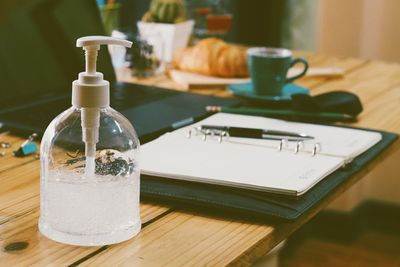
<box><xmin>312</xmin><ymin>143</ymin><xmax>321</xmax><ymax>156</ymax></box>
<box><xmin>294</xmin><ymin>141</ymin><xmax>304</xmax><ymax>154</ymax></box>
<box><xmin>14</xmin><ymin>133</ymin><xmax>37</xmax><ymax>157</ymax></box>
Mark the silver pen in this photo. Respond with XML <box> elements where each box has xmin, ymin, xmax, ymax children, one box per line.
<box><xmin>200</xmin><ymin>125</ymin><xmax>314</xmax><ymax>141</ymax></box>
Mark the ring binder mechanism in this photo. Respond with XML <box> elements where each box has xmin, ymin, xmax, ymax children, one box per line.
<box><xmin>188</xmin><ymin>126</ymin><xmax>230</xmax><ymax>143</ymax></box>
<box><xmin>188</xmin><ymin>126</ymin><xmax>323</xmax><ymax>156</ymax></box>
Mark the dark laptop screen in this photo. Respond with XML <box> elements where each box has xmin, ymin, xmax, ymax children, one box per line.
<box><xmin>0</xmin><ymin>0</ymin><xmax>115</xmax><ymax>106</ymax></box>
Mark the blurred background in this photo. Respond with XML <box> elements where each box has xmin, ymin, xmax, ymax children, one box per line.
<box><xmin>111</xmin><ymin>0</ymin><xmax>400</xmax><ymax>62</ymax></box>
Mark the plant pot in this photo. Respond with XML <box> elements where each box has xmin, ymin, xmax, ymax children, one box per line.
<box><xmin>137</xmin><ymin>20</ymin><xmax>194</xmax><ymax>63</ymax></box>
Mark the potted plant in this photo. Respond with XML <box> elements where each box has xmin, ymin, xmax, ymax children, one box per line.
<box><xmin>137</xmin><ymin>0</ymin><xmax>194</xmax><ymax>63</ymax></box>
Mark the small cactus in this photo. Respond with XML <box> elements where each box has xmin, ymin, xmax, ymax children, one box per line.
<box><xmin>142</xmin><ymin>0</ymin><xmax>186</xmax><ymax>24</ymax></box>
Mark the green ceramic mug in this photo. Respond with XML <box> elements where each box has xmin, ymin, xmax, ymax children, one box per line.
<box><xmin>247</xmin><ymin>47</ymin><xmax>309</xmax><ymax>96</ymax></box>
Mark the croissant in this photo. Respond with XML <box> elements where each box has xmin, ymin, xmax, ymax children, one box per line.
<box><xmin>173</xmin><ymin>38</ymin><xmax>248</xmax><ymax>77</ymax></box>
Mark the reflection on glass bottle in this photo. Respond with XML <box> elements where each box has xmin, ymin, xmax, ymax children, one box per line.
<box><xmin>126</xmin><ymin>34</ymin><xmax>162</xmax><ymax>78</ymax></box>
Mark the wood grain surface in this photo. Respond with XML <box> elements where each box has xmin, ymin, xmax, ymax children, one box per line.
<box><xmin>1</xmin><ymin>53</ymin><xmax>399</xmax><ymax>266</ymax></box>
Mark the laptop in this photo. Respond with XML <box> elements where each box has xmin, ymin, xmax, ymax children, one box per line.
<box><xmin>0</xmin><ymin>0</ymin><xmax>238</xmax><ymax>142</ymax></box>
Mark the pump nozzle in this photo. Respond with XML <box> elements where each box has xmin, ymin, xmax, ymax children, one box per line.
<box><xmin>73</xmin><ymin>36</ymin><xmax>132</xmax><ymax>176</ymax></box>
<box><xmin>76</xmin><ymin>36</ymin><xmax>132</xmax><ymax>75</ymax></box>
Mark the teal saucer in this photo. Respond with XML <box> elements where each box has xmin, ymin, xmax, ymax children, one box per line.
<box><xmin>229</xmin><ymin>82</ymin><xmax>309</xmax><ymax>102</ymax></box>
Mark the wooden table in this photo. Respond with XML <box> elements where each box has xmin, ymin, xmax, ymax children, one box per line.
<box><xmin>1</xmin><ymin>53</ymin><xmax>400</xmax><ymax>266</ymax></box>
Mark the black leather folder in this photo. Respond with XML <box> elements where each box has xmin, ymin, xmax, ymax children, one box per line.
<box><xmin>141</xmin><ymin>128</ymin><xmax>397</xmax><ymax>221</ymax></box>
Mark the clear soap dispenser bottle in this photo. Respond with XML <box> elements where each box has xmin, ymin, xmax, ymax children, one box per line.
<box><xmin>39</xmin><ymin>36</ymin><xmax>141</xmax><ymax>246</ymax></box>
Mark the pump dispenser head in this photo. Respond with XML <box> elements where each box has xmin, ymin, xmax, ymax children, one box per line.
<box><xmin>77</xmin><ymin>36</ymin><xmax>132</xmax><ymax>75</ymax></box>
<box><xmin>72</xmin><ymin>36</ymin><xmax>132</xmax><ymax>175</ymax></box>
<box><xmin>72</xmin><ymin>36</ymin><xmax>132</xmax><ymax>109</ymax></box>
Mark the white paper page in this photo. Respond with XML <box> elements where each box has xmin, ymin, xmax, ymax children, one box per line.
<box><xmin>141</xmin><ymin>130</ymin><xmax>344</xmax><ymax>196</ymax></box>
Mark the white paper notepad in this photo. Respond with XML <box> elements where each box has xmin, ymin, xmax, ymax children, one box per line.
<box><xmin>141</xmin><ymin>113</ymin><xmax>382</xmax><ymax>196</ymax></box>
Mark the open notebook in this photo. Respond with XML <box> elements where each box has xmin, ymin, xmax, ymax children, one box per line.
<box><xmin>141</xmin><ymin>113</ymin><xmax>382</xmax><ymax>196</ymax></box>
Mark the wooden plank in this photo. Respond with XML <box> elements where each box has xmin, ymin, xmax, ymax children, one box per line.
<box><xmin>78</xmin><ymin>211</ymin><xmax>273</xmax><ymax>267</ymax></box>
<box><xmin>310</xmin><ymin>60</ymin><xmax>400</xmax><ymax>100</ymax></box>
<box><xmin>0</xmin><ymin>161</ymin><xmax>40</xmax><ymax>224</ymax></box>
<box><xmin>0</xmin><ymin>153</ymin><xmax>172</xmax><ymax>266</ymax></box>
<box><xmin>0</xmin><ymin>133</ymin><xmax>39</xmax><ymax>173</ymax></box>
<box><xmin>352</xmin><ymin>83</ymin><xmax>400</xmax><ymax>133</ymax></box>
<box><xmin>296</xmin><ymin>55</ymin><xmax>368</xmax><ymax>89</ymax></box>
<box><xmin>0</xmin><ymin>202</ymin><xmax>169</xmax><ymax>266</ymax></box>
